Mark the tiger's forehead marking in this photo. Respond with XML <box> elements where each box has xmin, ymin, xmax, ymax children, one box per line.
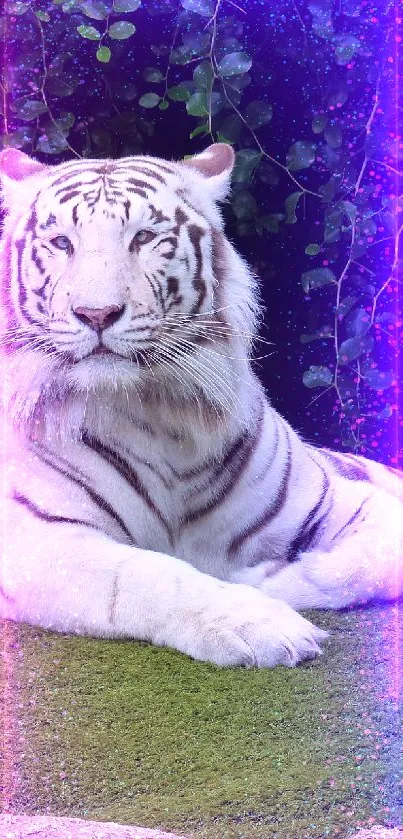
<box><xmin>149</xmin><ymin>204</ymin><xmax>170</xmax><ymax>224</ymax></box>
<box><xmin>34</xmin><ymin>157</ymin><xmax>185</xmax><ymax>225</ymax></box>
<box><xmin>46</xmin><ymin>156</ymin><xmax>178</xmax><ymax>190</ymax></box>
<box><xmin>39</xmin><ymin>213</ymin><xmax>57</xmax><ymax>230</ymax></box>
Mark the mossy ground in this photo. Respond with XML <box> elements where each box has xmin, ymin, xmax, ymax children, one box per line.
<box><xmin>1</xmin><ymin>604</ymin><xmax>402</xmax><ymax>839</ymax></box>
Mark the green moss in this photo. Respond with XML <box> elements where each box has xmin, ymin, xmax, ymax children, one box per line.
<box><xmin>1</xmin><ymin>604</ymin><xmax>402</xmax><ymax>838</ymax></box>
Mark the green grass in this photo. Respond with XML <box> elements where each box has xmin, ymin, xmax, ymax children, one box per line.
<box><xmin>1</xmin><ymin>604</ymin><xmax>402</xmax><ymax>839</ymax></box>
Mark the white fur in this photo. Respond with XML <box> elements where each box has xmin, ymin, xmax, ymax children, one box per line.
<box><xmin>0</xmin><ymin>146</ymin><xmax>401</xmax><ymax>668</ymax></box>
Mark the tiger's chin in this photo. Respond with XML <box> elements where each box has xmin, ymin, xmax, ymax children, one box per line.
<box><xmin>2</xmin><ymin>347</ymin><xmax>144</xmax><ymax>440</ymax></box>
<box><xmin>3</xmin><ymin>345</ymin><xmax>234</xmax><ymax>445</ymax></box>
<box><xmin>66</xmin><ymin>350</ymin><xmax>145</xmax><ymax>391</ymax></box>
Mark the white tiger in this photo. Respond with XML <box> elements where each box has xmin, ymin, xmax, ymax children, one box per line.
<box><xmin>0</xmin><ymin>143</ymin><xmax>401</xmax><ymax>668</ymax></box>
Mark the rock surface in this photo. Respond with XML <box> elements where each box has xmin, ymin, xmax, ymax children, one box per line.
<box><xmin>351</xmin><ymin>830</ymin><xmax>403</xmax><ymax>839</ymax></box>
<box><xmin>0</xmin><ymin>815</ymin><xmax>190</xmax><ymax>838</ymax></box>
<box><xmin>0</xmin><ymin>815</ymin><xmax>402</xmax><ymax>839</ymax></box>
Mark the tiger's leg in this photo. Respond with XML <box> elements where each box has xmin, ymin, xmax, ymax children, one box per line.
<box><xmin>0</xmin><ymin>499</ymin><xmax>327</xmax><ymax>668</ymax></box>
<box><xmin>237</xmin><ymin>489</ymin><xmax>403</xmax><ymax>611</ymax></box>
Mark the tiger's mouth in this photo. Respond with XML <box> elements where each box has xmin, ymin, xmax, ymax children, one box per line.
<box><xmin>76</xmin><ymin>345</ymin><xmax>148</xmax><ymax>366</ymax></box>
<box><xmin>90</xmin><ymin>346</ymin><xmax>113</xmax><ymax>356</ymax></box>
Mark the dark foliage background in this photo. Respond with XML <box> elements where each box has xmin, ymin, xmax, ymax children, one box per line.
<box><xmin>1</xmin><ymin>0</ymin><xmax>401</xmax><ymax>465</ymax></box>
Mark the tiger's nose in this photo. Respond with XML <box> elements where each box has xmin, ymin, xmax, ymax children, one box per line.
<box><xmin>73</xmin><ymin>305</ymin><xmax>125</xmax><ymax>331</ymax></box>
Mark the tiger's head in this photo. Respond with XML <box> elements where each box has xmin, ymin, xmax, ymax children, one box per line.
<box><xmin>0</xmin><ymin>144</ymin><xmax>261</xmax><ymax>436</ymax></box>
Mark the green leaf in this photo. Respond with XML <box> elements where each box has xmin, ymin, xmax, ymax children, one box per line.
<box><xmin>300</xmin><ymin>329</ymin><xmax>332</xmax><ymax>343</ymax></box>
<box><xmin>48</xmin><ymin>53</ymin><xmax>69</xmax><ymax>73</ymax></box>
<box><xmin>35</xmin><ymin>10</ymin><xmax>51</xmax><ymax>20</ymax></box>
<box><xmin>236</xmin><ymin>221</ymin><xmax>255</xmax><ymax>237</ymax></box>
<box><xmin>77</xmin><ymin>24</ymin><xmax>101</xmax><ymax>39</ymax></box>
<box><xmin>351</xmin><ymin>237</ymin><xmax>370</xmax><ymax>259</ymax></box>
<box><xmin>170</xmin><ymin>46</ymin><xmax>196</xmax><ymax>65</ymax></box>
<box><xmin>78</xmin><ymin>0</ymin><xmax>110</xmax><ymax>19</ymax></box>
<box><xmin>218</xmin><ymin>114</ymin><xmax>243</xmax><ymax>143</ymax></box>
<box><xmin>312</xmin><ymin>114</ymin><xmax>328</xmax><ymax>134</ymax></box>
<box><xmin>232</xmin><ymin>190</ymin><xmax>258</xmax><ymax>220</ymax></box>
<box><xmin>47</xmin><ymin>76</ymin><xmax>79</xmax><ymax>96</ymax></box>
<box><xmin>256</xmin><ymin>161</ymin><xmax>279</xmax><ymax>186</ymax></box>
<box><xmin>350</xmin><ymin>307</ymin><xmax>371</xmax><ymax>336</ymax></box>
<box><xmin>209</xmin><ymin>91</ymin><xmax>224</xmax><ymax>117</ymax></box>
<box><xmin>327</xmin><ymin>88</ymin><xmax>348</xmax><ymax>108</ymax></box>
<box><xmin>35</xmin><ymin>120</ymin><xmax>72</xmax><ymax>154</ymax></box>
<box><xmin>338</xmin><ymin>335</ymin><xmax>374</xmax><ymax>364</ymax></box>
<box><xmin>232</xmin><ymin>155</ymin><xmax>261</xmax><ymax>188</ymax></box>
<box><xmin>181</xmin><ymin>0</ymin><xmax>214</xmax><ymax>15</ymax></box>
<box><xmin>115</xmin><ymin>83</ymin><xmax>137</xmax><ymax>101</ymax></box>
<box><xmin>342</xmin><ymin>0</ymin><xmax>361</xmax><ymax>16</ymax></box>
<box><xmin>324</xmin><ymin>208</ymin><xmax>343</xmax><ymax>243</ymax></box>
<box><xmin>324</xmin><ymin>124</ymin><xmax>342</xmax><ymax>148</ymax></box>
<box><xmin>318</xmin><ymin>174</ymin><xmax>342</xmax><ymax>204</ymax></box>
<box><xmin>232</xmin><ymin>149</ymin><xmax>261</xmax><ymax>184</ymax></box>
<box><xmin>167</xmin><ymin>85</ymin><xmax>191</xmax><ymax>102</ymax></box>
<box><xmin>158</xmin><ymin>100</ymin><xmax>169</xmax><ymax>110</ymax></box>
<box><xmin>113</xmin><ymin>0</ymin><xmax>141</xmax><ymax>10</ymax></box>
<box><xmin>186</xmin><ymin>91</ymin><xmax>208</xmax><ymax>117</ymax></box>
<box><xmin>150</xmin><ymin>43</ymin><xmax>171</xmax><ymax>57</ymax></box>
<box><xmin>300</xmin><ymin>334</ymin><xmax>317</xmax><ymax>344</ymax></box>
<box><xmin>5</xmin><ymin>1</ymin><xmax>29</xmax><ymax>13</ymax></box>
<box><xmin>0</xmin><ymin>127</ymin><xmax>35</xmax><ymax>149</ymax></box>
<box><xmin>53</xmin><ymin>111</ymin><xmax>75</xmax><ymax>132</ymax></box>
<box><xmin>89</xmin><ymin>128</ymin><xmax>111</xmax><ymax>151</ymax></box>
<box><xmin>303</xmin><ymin>366</ymin><xmax>333</xmax><ymax>388</ymax></box>
<box><xmin>376</xmin><ymin>404</ymin><xmax>393</xmax><ymax>419</ymax></box>
<box><xmin>308</xmin><ymin>2</ymin><xmax>334</xmax><ymax>38</ymax></box>
<box><xmin>305</xmin><ymin>244</ymin><xmax>320</xmax><ymax>255</ymax></box>
<box><xmin>170</xmin><ymin>33</ymin><xmax>209</xmax><ymax>64</ymax></box>
<box><xmin>143</xmin><ymin>66</ymin><xmax>164</xmax><ymax>83</ymax></box>
<box><xmin>359</xmin><ymin>217</ymin><xmax>377</xmax><ymax>237</ymax></box>
<box><xmin>189</xmin><ymin>122</ymin><xmax>209</xmax><ymax>139</ymax></box>
<box><xmin>375</xmin><ymin>312</ymin><xmax>395</xmax><ymax>325</ymax></box>
<box><xmin>139</xmin><ymin>92</ymin><xmax>161</xmax><ymax>108</ymax></box>
<box><xmin>337</xmin><ymin>295</ymin><xmax>358</xmax><ymax>318</ymax></box>
<box><xmin>225</xmin><ymin>72</ymin><xmax>251</xmax><ymax>107</ymax></box>
<box><xmin>193</xmin><ymin>61</ymin><xmax>213</xmax><ymax>91</ymax></box>
<box><xmin>96</xmin><ymin>45</ymin><xmax>111</xmax><ymax>62</ymax></box>
<box><xmin>382</xmin><ymin>193</ymin><xmax>403</xmax><ymax>214</ymax></box>
<box><xmin>244</xmin><ymin>100</ymin><xmax>273</xmax><ymax>129</ymax></box>
<box><xmin>334</xmin><ymin>34</ymin><xmax>360</xmax><ymax>65</ymax></box>
<box><xmin>336</xmin><ymin>374</ymin><xmax>356</xmax><ymax>411</ymax></box>
<box><xmin>351</xmin><ymin>274</ymin><xmax>375</xmax><ymax>297</ymax></box>
<box><xmin>286</xmin><ymin>141</ymin><xmax>316</xmax><ymax>171</ymax></box>
<box><xmin>11</xmin><ymin>98</ymin><xmax>48</xmax><ymax>120</ymax></box>
<box><xmin>284</xmin><ymin>191</ymin><xmax>303</xmax><ymax>224</ymax></box>
<box><xmin>339</xmin><ymin>200</ymin><xmax>357</xmax><ymax>225</ymax></box>
<box><xmin>217</xmin><ymin>51</ymin><xmax>252</xmax><ymax>78</ymax></box>
<box><xmin>108</xmin><ymin>20</ymin><xmax>136</xmax><ymax>38</ymax></box>
<box><xmin>364</xmin><ymin>369</ymin><xmax>396</xmax><ymax>391</ymax></box>
<box><xmin>216</xmin><ymin>133</ymin><xmax>233</xmax><ymax>144</ymax></box>
<box><xmin>379</xmin><ymin>210</ymin><xmax>396</xmax><ymax>234</ymax></box>
<box><xmin>255</xmin><ymin>213</ymin><xmax>285</xmax><ymax>234</ymax></box>
<box><xmin>36</xmin><ymin>134</ymin><xmax>69</xmax><ymax>154</ymax></box>
<box><xmin>301</xmin><ymin>267</ymin><xmax>337</xmax><ymax>293</ymax></box>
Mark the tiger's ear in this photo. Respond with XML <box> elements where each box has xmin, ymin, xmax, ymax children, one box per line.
<box><xmin>182</xmin><ymin>143</ymin><xmax>235</xmax><ymax>202</ymax></box>
<box><xmin>0</xmin><ymin>149</ymin><xmax>47</xmax><ymax>207</ymax></box>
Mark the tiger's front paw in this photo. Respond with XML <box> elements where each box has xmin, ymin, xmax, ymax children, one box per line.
<box><xmin>177</xmin><ymin>582</ymin><xmax>327</xmax><ymax>668</ymax></box>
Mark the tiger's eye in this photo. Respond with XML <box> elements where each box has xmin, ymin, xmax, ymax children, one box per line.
<box><xmin>51</xmin><ymin>235</ymin><xmax>73</xmax><ymax>253</ymax></box>
<box><xmin>134</xmin><ymin>230</ymin><xmax>155</xmax><ymax>245</ymax></box>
